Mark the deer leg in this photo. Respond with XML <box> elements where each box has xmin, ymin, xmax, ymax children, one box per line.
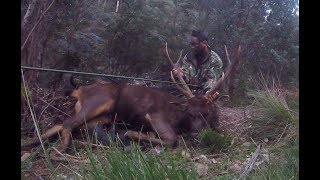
<box><xmin>146</xmin><ymin>113</ymin><xmax>177</xmax><ymax>147</ymax></box>
<box><xmin>124</xmin><ymin>130</ymin><xmax>167</xmax><ymax>146</ymax></box>
<box><xmin>21</xmin><ymin>125</ymin><xmax>63</xmax><ymax>149</ymax></box>
<box><xmin>94</xmin><ymin>124</ymin><xmax>108</xmax><ymax>145</ymax></box>
<box><xmin>78</xmin><ymin>115</ymin><xmax>112</xmax><ymax>130</ymax></box>
<box><xmin>22</xmin><ymin>116</ymin><xmax>112</xmax><ymax>150</ymax></box>
<box><xmin>124</xmin><ymin>113</ymin><xmax>177</xmax><ymax>147</ymax></box>
<box><xmin>78</xmin><ymin>116</ymin><xmax>112</xmax><ymax>145</ymax></box>
<box><xmin>59</xmin><ymin>99</ymin><xmax>115</xmax><ymax>152</ymax></box>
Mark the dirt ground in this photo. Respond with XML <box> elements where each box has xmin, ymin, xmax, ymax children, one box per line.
<box><xmin>217</xmin><ymin>101</ymin><xmax>252</xmax><ymax>140</ymax></box>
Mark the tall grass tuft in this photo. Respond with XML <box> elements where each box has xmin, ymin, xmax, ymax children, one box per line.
<box><xmin>245</xmin><ymin>74</ymin><xmax>299</xmax><ymax>179</ymax></box>
<box><xmin>247</xmin><ymin>74</ymin><xmax>298</xmax><ymax>141</ymax></box>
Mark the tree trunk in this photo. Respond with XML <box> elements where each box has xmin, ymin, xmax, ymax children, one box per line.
<box><xmin>21</xmin><ymin>0</ymin><xmax>56</xmax><ymax>83</ymax></box>
<box><xmin>227</xmin><ymin>44</ymin><xmax>241</xmax><ymax>97</ymax></box>
<box><xmin>22</xmin><ymin>0</ymin><xmax>38</xmax><ymax>42</ymax></box>
<box><xmin>227</xmin><ymin>0</ymin><xmax>249</xmax><ymax>98</ymax></box>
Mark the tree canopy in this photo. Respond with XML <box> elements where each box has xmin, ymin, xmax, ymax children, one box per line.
<box><xmin>21</xmin><ymin>0</ymin><xmax>299</xmax><ymax>91</ymax></box>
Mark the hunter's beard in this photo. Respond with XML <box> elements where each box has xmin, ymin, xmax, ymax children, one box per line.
<box><xmin>193</xmin><ymin>48</ymin><xmax>207</xmax><ymax>61</ymax></box>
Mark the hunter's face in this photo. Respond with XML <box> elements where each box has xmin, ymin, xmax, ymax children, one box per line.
<box><xmin>190</xmin><ymin>36</ymin><xmax>205</xmax><ymax>54</ymax></box>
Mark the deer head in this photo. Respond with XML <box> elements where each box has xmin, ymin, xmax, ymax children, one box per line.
<box><xmin>165</xmin><ymin>43</ymin><xmax>240</xmax><ymax>134</ymax></box>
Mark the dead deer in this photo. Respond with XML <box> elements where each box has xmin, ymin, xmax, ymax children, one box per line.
<box><xmin>22</xmin><ymin>44</ymin><xmax>239</xmax><ymax>155</ymax></box>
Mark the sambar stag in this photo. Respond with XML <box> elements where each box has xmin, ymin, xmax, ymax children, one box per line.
<box><xmin>22</xmin><ymin>46</ymin><xmax>239</xmax><ymax>154</ymax></box>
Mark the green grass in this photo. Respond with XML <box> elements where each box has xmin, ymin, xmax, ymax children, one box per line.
<box><xmin>22</xmin><ymin>129</ymin><xmax>198</xmax><ymax>179</ymax></box>
<box><xmin>69</xmin><ymin>130</ymin><xmax>197</xmax><ymax>180</ymax></box>
<box><xmin>77</xmin><ymin>142</ymin><xmax>197</xmax><ymax>180</ymax></box>
<box><xmin>21</xmin><ymin>146</ymin><xmax>43</xmax><ymax>170</ymax></box>
<box><xmin>248</xmin><ymin>88</ymin><xmax>297</xmax><ymax>122</ymax></box>
<box><xmin>247</xmin><ymin>136</ymin><xmax>299</xmax><ymax>180</ymax></box>
<box><xmin>198</xmin><ymin>129</ymin><xmax>232</xmax><ymax>153</ymax></box>
<box><xmin>244</xmin><ymin>75</ymin><xmax>299</xmax><ymax>179</ymax></box>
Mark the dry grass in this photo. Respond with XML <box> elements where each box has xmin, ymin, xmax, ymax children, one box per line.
<box><xmin>247</xmin><ymin>74</ymin><xmax>298</xmax><ymax>141</ymax></box>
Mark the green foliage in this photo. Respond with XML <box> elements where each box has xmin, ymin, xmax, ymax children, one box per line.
<box><xmin>107</xmin><ymin>0</ymin><xmax>195</xmax><ymax>75</ymax></box>
<box><xmin>22</xmin><ymin>0</ymin><xmax>299</xmax><ymax>89</ymax></box>
<box><xmin>198</xmin><ymin>129</ymin><xmax>232</xmax><ymax>153</ymax></box>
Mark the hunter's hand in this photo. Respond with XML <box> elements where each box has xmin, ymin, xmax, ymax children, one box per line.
<box><xmin>172</xmin><ymin>66</ymin><xmax>183</xmax><ymax>77</ymax></box>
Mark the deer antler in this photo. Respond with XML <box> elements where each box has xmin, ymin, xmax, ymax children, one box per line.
<box><xmin>170</xmin><ymin>72</ymin><xmax>194</xmax><ymax>98</ymax></box>
<box><xmin>205</xmin><ymin>45</ymin><xmax>241</xmax><ymax>101</ymax></box>
<box><xmin>165</xmin><ymin>42</ymin><xmax>194</xmax><ymax>98</ymax></box>
<box><xmin>176</xmin><ymin>49</ymin><xmax>184</xmax><ymax>65</ymax></box>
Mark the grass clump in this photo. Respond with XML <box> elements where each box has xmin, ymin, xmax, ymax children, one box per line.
<box><xmin>247</xmin><ymin>76</ymin><xmax>298</xmax><ymax>141</ymax></box>
<box><xmin>244</xmin><ymin>74</ymin><xmax>299</xmax><ymax>179</ymax></box>
<box><xmin>78</xmin><ymin>142</ymin><xmax>197</xmax><ymax>180</ymax></box>
<box><xmin>198</xmin><ymin>129</ymin><xmax>232</xmax><ymax>153</ymax></box>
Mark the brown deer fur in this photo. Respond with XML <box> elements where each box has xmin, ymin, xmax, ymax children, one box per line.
<box><xmin>22</xmin><ymin>45</ymin><xmax>239</xmax><ymax>153</ymax></box>
<box><xmin>22</xmin><ymin>81</ymin><xmax>219</xmax><ymax>152</ymax></box>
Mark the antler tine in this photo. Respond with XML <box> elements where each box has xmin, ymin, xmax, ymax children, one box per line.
<box><xmin>170</xmin><ymin>72</ymin><xmax>194</xmax><ymax>98</ymax></box>
<box><xmin>205</xmin><ymin>45</ymin><xmax>241</xmax><ymax>98</ymax></box>
<box><xmin>224</xmin><ymin>45</ymin><xmax>231</xmax><ymax>65</ymax></box>
<box><xmin>176</xmin><ymin>49</ymin><xmax>184</xmax><ymax>65</ymax></box>
<box><xmin>165</xmin><ymin>42</ymin><xmax>194</xmax><ymax>98</ymax></box>
<box><xmin>205</xmin><ymin>72</ymin><xmax>225</xmax><ymax>97</ymax></box>
<box><xmin>165</xmin><ymin>42</ymin><xmax>175</xmax><ymax>67</ymax></box>
<box><xmin>165</xmin><ymin>43</ymin><xmax>184</xmax><ymax>67</ymax></box>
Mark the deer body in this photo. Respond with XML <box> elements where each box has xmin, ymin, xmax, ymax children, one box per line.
<box><xmin>22</xmin><ymin>82</ymin><xmax>218</xmax><ymax>151</ymax></box>
<box><xmin>22</xmin><ymin>44</ymin><xmax>239</xmax><ymax>154</ymax></box>
<box><xmin>62</xmin><ymin>82</ymin><xmax>218</xmax><ymax>150</ymax></box>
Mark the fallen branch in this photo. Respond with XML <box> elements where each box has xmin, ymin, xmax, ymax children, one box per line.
<box><xmin>237</xmin><ymin>144</ymin><xmax>261</xmax><ymax>180</ymax></box>
<box><xmin>49</xmin><ymin>147</ymin><xmax>90</xmax><ymax>163</ymax></box>
<box><xmin>204</xmin><ymin>154</ymin><xmax>224</xmax><ymax>158</ymax></box>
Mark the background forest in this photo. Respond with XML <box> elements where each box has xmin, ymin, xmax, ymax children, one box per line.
<box><xmin>21</xmin><ymin>0</ymin><xmax>299</xmax><ymax>92</ymax></box>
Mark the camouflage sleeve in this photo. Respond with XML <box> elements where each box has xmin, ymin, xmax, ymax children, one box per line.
<box><xmin>204</xmin><ymin>50</ymin><xmax>223</xmax><ymax>91</ymax></box>
<box><xmin>180</xmin><ymin>55</ymin><xmax>191</xmax><ymax>83</ymax></box>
